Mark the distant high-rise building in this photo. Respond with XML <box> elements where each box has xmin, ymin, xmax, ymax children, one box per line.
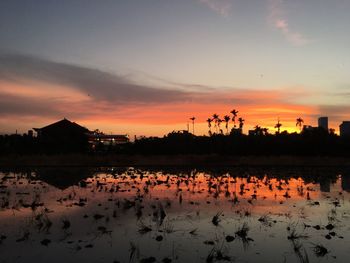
<box><xmin>318</xmin><ymin>117</ymin><xmax>328</xmax><ymax>131</ymax></box>
<box><xmin>340</xmin><ymin>121</ymin><xmax>350</xmax><ymax>137</ymax></box>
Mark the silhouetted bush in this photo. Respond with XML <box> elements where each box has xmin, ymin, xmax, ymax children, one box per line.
<box><xmin>0</xmin><ymin>130</ymin><xmax>349</xmax><ymax>156</ymax></box>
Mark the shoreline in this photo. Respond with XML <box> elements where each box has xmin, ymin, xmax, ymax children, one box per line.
<box><xmin>1</xmin><ymin>154</ymin><xmax>350</xmax><ymax>167</ymax></box>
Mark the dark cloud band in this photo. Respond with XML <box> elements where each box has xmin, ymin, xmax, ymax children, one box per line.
<box><xmin>0</xmin><ymin>52</ymin><xmax>192</xmax><ymax>104</ymax></box>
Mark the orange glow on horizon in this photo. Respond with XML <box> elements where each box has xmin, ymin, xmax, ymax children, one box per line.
<box><xmin>0</xmin><ymin>80</ymin><xmax>342</xmax><ymax>136</ymax></box>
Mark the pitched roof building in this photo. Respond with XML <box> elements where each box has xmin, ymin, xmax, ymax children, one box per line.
<box><xmin>33</xmin><ymin>118</ymin><xmax>90</xmax><ymax>138</ymax></box>
<box><xmin>33</xmin><ymin>118</ymin><xmax>91</xmax><ymax>153</ymax></box>
<box><xmin>33</xmin><ymin>118</ymin><xmax>129</xmax><ymax>152</ymax></box>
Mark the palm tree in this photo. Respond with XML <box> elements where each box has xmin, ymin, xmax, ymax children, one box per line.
<box><xmin>190</xmin><ymin>117</ymin><xmax>196</xmax><ymax>135</ymax></box>
<box><xmin>238</xmin><ymin>117</ymin><xmax>245</xmax><ymax>130</ymax></box>
<box><xmin>275</xmin><ymin>119</ymin><xmax>282</xmax><ymax>134</ymax></box>
<box><xmin>223</xmin><ymin>115</ymin><xmax>231</xmax><ymax>134</ymax></box>
<box><xmin>206</xmin><ymin>118</ymin><xmax>212</xmax><ymax>136</ymax></box>
<box><xmin>230</xmin><ymin>109</ymin><xmax>239</xmax><ymax>127</ymax></box>
<box><xmin>217</xmin><ymin>118</ymin><xmax>223</xmax><ymax>134</ymax></box>
<box><xmin>212</xmin><ymin>114</ymin><xmax>219</xmax><ymax>133</ymax></box>
<box><xmin>296</xmin><ymin>117</ymin><xmax>304</xmax><ymax>132</ymax></box>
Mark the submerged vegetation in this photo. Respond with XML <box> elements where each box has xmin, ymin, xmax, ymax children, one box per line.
<box><xmin>0</xmin><ymin>167</ymin><xmax>349</xmax><ymax>262</ymax></box>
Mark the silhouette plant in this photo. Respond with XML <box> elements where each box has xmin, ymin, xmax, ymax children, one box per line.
<box><xmin>296</xmin><ymin>118</ymin><xmax>304</xmax><ymax>132</ymax></box>
<box><xmin>230</xmin><ymin>109</ymin><xmax>239</xmax><ymax>128</ymax></box>
<box><xmin>275</xmin><ymin>119</ymin><xmax>282</xmax><ymax>134</ymax></box>
<box><xmin>190</xmin><ymin>117</ymin><xmax>196</xmax><ymax>135</ymax></box>
<box><xmin>223</xmin><ymin>115</ymin><xmax>230</xmax><ymax>134</ymax></box>
<box><xmin>206</xmin><ymin>118</ymin><xmax>213</xmax><ymax>136</ymax></box>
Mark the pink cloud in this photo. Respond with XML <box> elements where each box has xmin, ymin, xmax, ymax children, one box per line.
<box><xmin>269</xmin><ymin>0</ymin><xmax>311</xmax><ymax>46</ymax></box>
<box><xmin>199</xmin><ymin>0</ymin><xmax>232</xmax><ymax>17</ymax></box>
<box><xmin>275</xmin><ymin>19</ymin><xmax>288</xmax><ymax>30</ymax></box>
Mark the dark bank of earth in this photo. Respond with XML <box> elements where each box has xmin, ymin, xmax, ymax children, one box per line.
<box><xmin>1</xmin><ymin>154</ymin><xmax>350</xmax><ymax>167</ymax></box>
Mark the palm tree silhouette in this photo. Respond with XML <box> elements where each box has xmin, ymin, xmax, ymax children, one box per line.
<box><xmin>230</xmin><ymin>109</ymin><xmax>239</xmax><ymax>128</ymax></box>
<box><xmin>238</xmin><ymin>117</ymin><xmax>245</xmax><ymax>130</ymax></box>
<box><xmin>190</xmin><ymin>117</ymin><xmax>196</xmax><ymax>135</ymax></box>
<box><xmin>274</xmin><ymin>119</ymin><xmax>282</xmax><ymax>134</ymax></box>
<box><xmin>296</xmin><ymin>117</ymin><xmax>304</xmax><ymax>132</ymax></box>
<box><xmin>212</xmin><ymin>114</ymin><xmax>219</xmax><ymax>134</ymax></box>
<box><xmin>217</xmin><ymin>118</ymin><xmax>223</xmax><ymax>134</ymax></box>
<box><xmin>206</xmin><ymin>118</ymin><xmax>212</xmax><ymax>136</ymax></box>
<box><xmin>223</xmin><ymin>115</ymin><xmax>230</xmax><ymax>134</ymax></box>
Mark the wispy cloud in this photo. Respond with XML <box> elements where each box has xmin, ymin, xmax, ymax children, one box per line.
<box><xmin>0</xmin><ymin>91</ymin><xmax>61</xmax><ymax>118</ymax></box>
<box><xmin>268</xmin><ymin>0</ymin><xmax>311</xmax><ymax>46</ymax></box>
<box><xmin>0</xmin><ymin>52</ymin><xmax>191</xmax><ymax>105</ymax></box>
<box><xmin>0</xmin><ymin>52</ymin><xmax>307</xmax><ymax>108</ymax></box>
<box><xmin>198</xmin><ymin>0</ymin><xmax>233</xmax><ymax>17</ymax></box>
<box><xmin>0</xmin><ymin>52</ymin><xmax>321</xmax><ymax>134</ymax></box>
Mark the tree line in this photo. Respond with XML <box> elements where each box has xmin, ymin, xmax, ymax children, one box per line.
<box><xmin>189</xmin><ymin>109</ymin><xmax>328</xmax><ymax>136</ymax></box>
<box><xmin>0</xmin><ymin>109</ymin><xmax>348</xmax><ymax>155</ymax></box>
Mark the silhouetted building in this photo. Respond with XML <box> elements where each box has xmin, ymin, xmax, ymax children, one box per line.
<box><xmin>318</xmin><ymin>117</ymin><xmax>328</xmax><ymax>131</ymax></box>
<box><xmin>302</xmin><ymin>125</ymin><xmax>317</xmax><ymax>132</ymax></box>
<box><xmin>88</xmin><ymin>133</ymin><xmax>129</xmax><ymax>147</ymax></box>
<box><xmin>340</xmin><ymin>121</ymin><xmax>350</xmax><ymax>137</ymax></box>
<box><xmin>33</xmin><ymin>118</ymin><xmax>90</xmax><ymax>153</ymax></box>
<box><xmin>34</xmin><ymin>118</ymin><xmax>89</xmax><ymax>138</ymax></box>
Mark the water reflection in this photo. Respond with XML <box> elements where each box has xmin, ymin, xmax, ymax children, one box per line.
<box><xmin>0</xmin><ymin>167</ymin><xmax>350</xmax><ymax>262</ymax></box>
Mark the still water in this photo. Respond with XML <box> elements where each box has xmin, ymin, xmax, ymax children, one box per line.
<box><xmin>1</xmin><ymin>167</ymin><xmax>350</xmax><ymax>263</ymax></box>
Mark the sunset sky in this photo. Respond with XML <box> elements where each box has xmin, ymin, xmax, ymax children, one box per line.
<box><xmin>1</xmin><ymin>0</ymin><xmax>350</xmax><ymax>136</ymax></box>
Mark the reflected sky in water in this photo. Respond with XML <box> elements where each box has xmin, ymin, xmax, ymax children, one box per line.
<box><xmin>1</xmin><ymin>167</ymin><xmax>350</xmax><ymax>263</ymax></box>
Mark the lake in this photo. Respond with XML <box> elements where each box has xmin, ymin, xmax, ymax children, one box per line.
<box><xmin>1</xmin><ymin>166</ymin><xmax>350</xmax><ymax>263</ymax></box>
